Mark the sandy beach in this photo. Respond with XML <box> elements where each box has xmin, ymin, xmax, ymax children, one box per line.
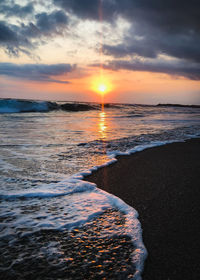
<box><xmin>85</xmin><ymin>138</ymin><xmax>200</xmax><ymax>280</ymax></box>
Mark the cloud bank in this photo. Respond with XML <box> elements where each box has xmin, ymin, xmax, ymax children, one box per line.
<box><xmin>98</xmin><ymin>59</ymin><xmax>200</xmax><ymax>80</ymax></box>
<box><xmin>0</xmin><ymin>63</ymin><xmax>75</xmax><ymax>83</ymax></box>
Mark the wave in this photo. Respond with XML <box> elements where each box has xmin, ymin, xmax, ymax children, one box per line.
<box><xmin>0</xmin><ymin>180</ymin><xmax>96</xmax><ymax>200</ymax></box>
<box><xmin>0</xmin><ymin>99</ymin><xmax>98</xmax><ymax>113</ymax></box>
<box><xmin>157</xmin><ymin>103</ymin><xmax>200</xmax><ymax>108</ymax></box>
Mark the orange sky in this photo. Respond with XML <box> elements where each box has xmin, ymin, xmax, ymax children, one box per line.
<box><xmin>1</xmin><ymin>68</ymin><xmax>199</xmax><ymax>105</ymax></box>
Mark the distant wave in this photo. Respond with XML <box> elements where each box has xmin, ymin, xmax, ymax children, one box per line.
<box><xmin>0</xmin><ymin>99</ymin><xmax>98</xmax><ymax>113</ymax></box>
<box><xmin>157</xmin><ymin>103</ymin><xmax>200</xmax><ymax>108</ymax></box>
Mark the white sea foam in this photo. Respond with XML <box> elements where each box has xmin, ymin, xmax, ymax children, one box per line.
<box><xmin>106</xmin><ymin>140</ymin><xmax>179</xmax><ymax>158</ymax></box>
<box><xmin>0</xmin><ymin>178</ymin><xmax>147</xmax><ymax>279</ymax></box>
<box><xmin>0</xmin><ymin>180</ymin><xmax>95</xmax><ymax>200</ymax></box>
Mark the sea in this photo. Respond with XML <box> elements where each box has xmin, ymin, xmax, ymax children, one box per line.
<box><xmin>0</xmin><ymin>99</ymin><xmax>200</xmax><ymax>280</ymax></box>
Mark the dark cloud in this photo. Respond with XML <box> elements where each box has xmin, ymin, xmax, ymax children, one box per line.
<box><xmin>53</xmin><ymin>0</ymin><xmax>200</xmax><ymax>32</ymax></box>
<box><xmin>0</xmin><ymin>21</ymin><xmax>32</xmax><ymax>56</ymax></box>
<box><xmin>103</xmin><ymin>42</ymin><xmax>157</xmax><ymax>59</ymax></box>
<box><xmin>53</xmin><ymin>0</ymin><xmax>117</xmax><ymax>21</ymax></box>
<box><xmin>0</xmin><ymin>2</ymin><xmax>34</xmax><ymax>17</ymax></box>
<box><xmin>103</xmin><ymin>29</ymin><xmax>200</xmax><ymax>63</ymax></box>
<box><xmin>20</xmin><ymin>10</ymin><xmax>69</xmax><ymax>40</ymax></box>
<box><xmin>0</xmin><ymin>21</ymin><xmax>18</xmax><ymax>43</ymax></box>
<box><xmin>35</xmin><ymin>10</ymin><xmax>68</xmax><ymax>34</ymax></box>
<box><xmin>54</xmin><ymin>0</ymin><xmax>99</xmax><ymax>20</ymax></box>
<box><xmin>0</xmin><ymin>6</ymin><xmax>69</xmax><ymax>55</ymax></box>
<box><xmin>109</xmin><ymin>0</ymin><xmax>200</xmax><ymax>35</ymax></box>
<box><xmin>0</xmin><ymin>63</ymin><xmax>75</xmax><ymax>83</ymax></box>
<box><xmin>101</xmin><ymin>0</ymin><xmax>200</xmax><ymax>64</ymax></box>
<box><xmin>98</xmin><ymin>59</ymin><xmax>200</xmax><ymax>80</ymax></box>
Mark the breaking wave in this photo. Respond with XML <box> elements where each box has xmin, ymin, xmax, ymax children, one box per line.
<box><xmin>0</xmin><ymin>99</ymin><xmax>98</xmax><ymax>113</ymax></box>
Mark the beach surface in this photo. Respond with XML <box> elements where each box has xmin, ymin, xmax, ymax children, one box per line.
<box><xmin>85</xmin><ymin>138</ymin><xmax>200</xmax><ymax>280</ymax></box>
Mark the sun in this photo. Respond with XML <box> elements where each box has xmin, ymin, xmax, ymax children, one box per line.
<box><xmin>91</xmin><ymin>76</ymin><xmax>112</xmax><ymax>95</ymax></box>
<box><xmin>98</xmin><ymin>83</ymin><xmax>107</xmax><ymax>93</ymax></box>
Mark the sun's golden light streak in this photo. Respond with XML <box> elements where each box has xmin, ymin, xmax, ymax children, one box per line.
<box><xmin>99</xmin><ymin>111</ymin><xmax>106</xmax><ymax>139</ymax></box>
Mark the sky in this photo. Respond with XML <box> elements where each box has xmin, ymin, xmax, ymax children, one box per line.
<box><xmin>0</xmin><ymin>0</ymin><xmax>200</xmax><ymax>104</ymax></box>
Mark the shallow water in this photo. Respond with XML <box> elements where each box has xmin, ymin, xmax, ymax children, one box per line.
<box><xmin>0</xmin><ymin>101</ymin><xmax>200</xmax><ymax>279</ymax></box>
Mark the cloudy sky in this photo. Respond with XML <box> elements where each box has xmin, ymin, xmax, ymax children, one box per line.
<box><xmin>0</xmin><ymin>0</ymin><xmax>200</xmax><ymax>104</ymax></box>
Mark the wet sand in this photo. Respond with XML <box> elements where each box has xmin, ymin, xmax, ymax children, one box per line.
<box><xmin>0</xmin><ymin>209</ymin><xmax>136</xmax><ymax>280</ymax></box>
<box><xmin>85</xmin><ymin>138</ymin><xmax>200</xmax><ymax>280</ymax></box>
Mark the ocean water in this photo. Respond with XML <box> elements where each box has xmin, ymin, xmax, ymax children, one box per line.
<box><xmin>0</xmin><ymin>99</ymin><xmax>200</xmax><ymax>279</ymax></box>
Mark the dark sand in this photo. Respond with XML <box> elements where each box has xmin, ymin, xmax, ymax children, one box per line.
<box><xmin>85</xmin><ymin>138</ymin><xmax>200</xmax><ymax>280</ymax></box>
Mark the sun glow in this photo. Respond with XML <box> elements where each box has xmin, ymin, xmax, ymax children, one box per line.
<box><xmin>91</xmin><ymin>76</ymin><xmax>112</xmax><ymax>95</ymax></box>
<box><xmin>98</xmin><ymin>83</ymin><xmax>107</xmax><ymax>93</ymax></box>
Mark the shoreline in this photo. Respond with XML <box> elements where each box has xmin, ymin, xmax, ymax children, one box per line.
<box><xmin>85</xmin><ymin>138</ymin><xmax>200</xmax><ymax>279</ymax></box>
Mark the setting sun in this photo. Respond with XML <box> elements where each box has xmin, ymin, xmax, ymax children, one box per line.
<box><xmin>91</xmin><ymin>76</ymin><xmax>113</xmax><ymax>95</ymax></box>
<box><xmin>98</xmin><ymin>83</ymin><xmax>107</xmax><ymax>93</ymax></box>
